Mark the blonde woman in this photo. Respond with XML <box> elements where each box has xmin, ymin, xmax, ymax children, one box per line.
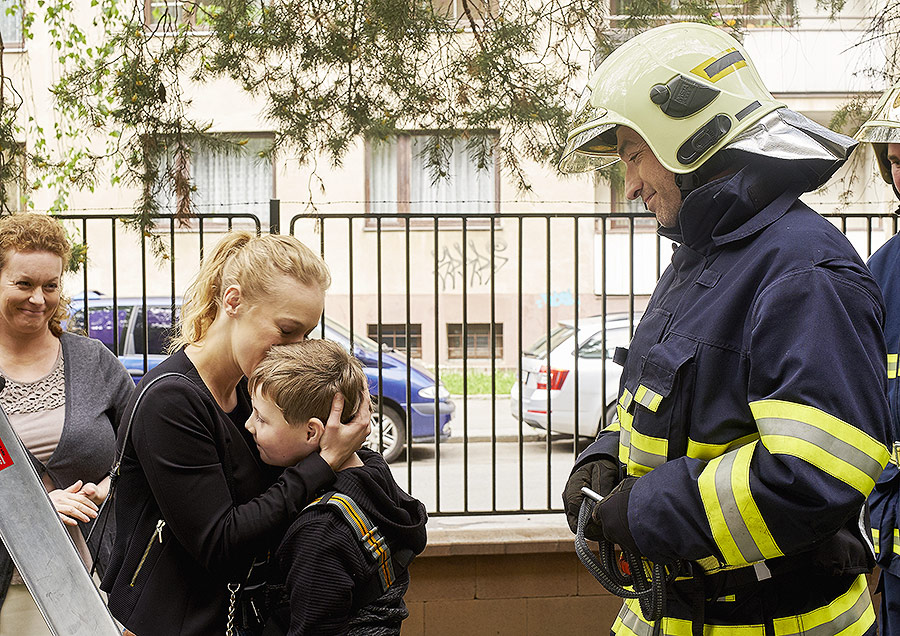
<box><xmin>101</xmin><ymin>232</ymin><xmax>370</xmax><ymax>636</ymax></box>
<box><xmin>0</xmin><ymin>214</ymin><xmax>134</xmax><ymax>636</ymax></box>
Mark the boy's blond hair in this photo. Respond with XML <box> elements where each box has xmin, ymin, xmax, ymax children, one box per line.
<box><xmin>248</xmin><ymin>339</ymin><xmax>369</xmax><ymax>425</ymax></box>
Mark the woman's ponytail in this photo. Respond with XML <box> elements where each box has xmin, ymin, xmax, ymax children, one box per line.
<box><xmin>169</xmin><ymin>231</ymin><xmax>253</xmax><ymax>352</ymax></box>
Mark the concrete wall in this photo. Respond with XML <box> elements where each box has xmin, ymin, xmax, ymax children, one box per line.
<box><xmin>402</xmin><ymin>515</ymin><xmax>882</xmax><ymax>635</ymax></box>
<box><xmin>402</xmin><ymin>515</ymin><xmax>623</xmax><ymax>635</ymax></box>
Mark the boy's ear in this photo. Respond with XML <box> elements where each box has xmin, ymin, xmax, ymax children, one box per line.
<box><xmin>306</xmin><ymin>417</ymin><xmax>325</xmax><ymax>443</ymax></box>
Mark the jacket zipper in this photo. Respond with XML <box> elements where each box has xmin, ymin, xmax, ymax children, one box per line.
<box><xmin>130</xmin><ymin>519</ymin><xmax>166</xmax><ymax>587</ymax></box>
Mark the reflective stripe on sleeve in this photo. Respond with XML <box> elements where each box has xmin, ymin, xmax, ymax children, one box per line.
<box><xmin>627</xmin><ymin>427</ymin><xmax>668</xmax><ymax>477</ymax></box>
<box><xmin>750</xmin><ymin>399</ymin><xmax>889</xmax><ymax>496</ymax></box>
<box><xmin>698</xmin><ymin>441</ymin><xmax>783</xmax><ymax>565</ymax></box>
<box><xmin>618</xmin><ymin>390</ymin><xmax>633</xmax><ymax>466</ymax></box>
<box><xmin>889</xmin><ymin>354</ymin><xmax>898</xmax><ymax>380</ymax></box>
<box><xmin>634</xmin><ymin>384</ymin><xmax>664</xmax><ymax>412</ymax></box>
<box><xmin>687</xmin><ymin>433</ymin><xmax>759</xmax><ymax>462</ymax></box>
<box><xmin>895</xmin><ymin>528</ymin><xmax>900</xmax><ymax>556</ymax></box>
<box><xmin>872</xmin><ymin>528</ymin><xmax>880</xmax><ymax>555</ymax></box>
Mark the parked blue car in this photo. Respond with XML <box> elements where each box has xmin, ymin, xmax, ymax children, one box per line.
<box><xmin>68</xmin><ymin>295</ymin><xmax>453</xmax><ymax>462</ymax></box>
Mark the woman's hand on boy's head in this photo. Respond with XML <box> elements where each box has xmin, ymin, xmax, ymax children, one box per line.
<box><xmin>319</xmin><ymin>391</ymin><xmax>372</xmax><ymax>471</ymax></box>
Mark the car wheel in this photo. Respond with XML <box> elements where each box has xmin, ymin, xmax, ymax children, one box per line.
<box><xmin>598</xmin><ymin>402</ymin><xmax>618</xmax><ymax>436</ymax></box>
<box><xmin>366</xmin><ymin>404</ymin><xmax>407</xmax><ymax>463</ymax></box>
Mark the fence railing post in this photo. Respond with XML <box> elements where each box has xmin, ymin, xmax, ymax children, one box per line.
<box><xmin>269</xmin><ymin>199</ymin><xmax>281</xmax><ymax>235</ymax></box>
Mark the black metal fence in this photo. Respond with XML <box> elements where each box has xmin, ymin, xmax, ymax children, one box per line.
<box><xmin>57</xmin><ymin>205</ymin><xmax>900</xmax><ymax>516</ymax></box>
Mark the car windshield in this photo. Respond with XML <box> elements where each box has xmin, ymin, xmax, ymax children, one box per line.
<box><xmin>316</xmin><ymin>318</ymin><xmax>381</xmax><ymax>354</ymax></box>
<box><xmin>524</xmin><ymin>325</ymin><xmax>574</xmax><ymax>358</ymax></box>
<box><xmin>577</xmin><ymin>325</ymin><xmax>633</xmax><ymax>359</ymax></box>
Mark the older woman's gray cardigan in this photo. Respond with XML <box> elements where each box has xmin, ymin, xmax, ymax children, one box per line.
<box><xmin>0</xmin><ymin>332</ymin><xmax>134</xmax><ymax>609</ymax></box>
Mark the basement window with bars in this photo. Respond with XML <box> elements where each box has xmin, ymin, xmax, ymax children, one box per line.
<box><xmin>368</xmin><ymin>323</ymin><xmax>423</xmax><ymax>358</ymax></box>
<box><xmin>447</xmin><ymin>322</ymin><xmax>503</xmax><ymax>359</ymax></box>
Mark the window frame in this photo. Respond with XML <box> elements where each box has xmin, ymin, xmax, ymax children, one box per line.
<box><xmin>364</xmin><ymin>130</ymin><xmax>501</xmax><ymax>229</ymax></box>
<box><xmin>367</xmin><ymin>323</ymin><xmax>423</xmax><ymax>359</ymax></box>
<box><xmin>152</xmin><ymin>132</ymin><xmax>276</xmax><ymax>232</ymax></box>
<box><xmin>0</xmin><ymin>0</ymin><xmax>25</xmax><ymax>51</ymax></box>
<box><xmin>447</xmin><ymin>322</ymin><xmax>503</xmax><ymax>360</ymax></box>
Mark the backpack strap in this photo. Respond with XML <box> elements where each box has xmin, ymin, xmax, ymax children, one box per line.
<box><xmin>306</xmin><ymin>491</ymin><xmax>397</xmax><ymax>595</ymax></box>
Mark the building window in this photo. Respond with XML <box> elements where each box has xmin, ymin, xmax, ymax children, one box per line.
<box><xmin>607</xmin><ymin>0</ymin><xmax>793</xmax><ymax>27</ymax></box>
<box><xmin>367</xmin><ymin>132</ymin><xmax>499</xmax><ymax>219</ymax></box>
<box><xmin>367</xmin><ymin>323</ymin><xmax>422</xmax><ymax>358</ymax></box>
<box><xmin>155</xmin><ymin>135</ymin><xmax>273</xmax><ymax>228</ymax></box>
<box><xmin>0</xmin><ymin>0</ymin><xmax>24</xmax><ymax>48</ymax></box>
<box><xmin>432</xmin><ymin>0</ymin><xmax>498</xmax><ymax>25</ymax></box>
<box><xmin>447</xmin><ymin>322</ymin><xmax>503</xmax><ymax>359</ymax></box>
<box><xmin>144</xmin><ymin>0</ymin><xmax>214</xmax><ymax>30</ymax></box>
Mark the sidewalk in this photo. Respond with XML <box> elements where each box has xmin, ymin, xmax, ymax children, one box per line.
<box><xmin>445</xmin><ymin>394</ymin><xmax>544</xmax><ymax>443</ymax></box>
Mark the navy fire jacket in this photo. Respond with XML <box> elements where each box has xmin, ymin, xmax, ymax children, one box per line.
<box><xmin>576</xmin><ymin>159</ymin><xmax>890</xmax><ymax>584</ymax></box>
<box><xmin>866</xmin><ymin>231</ymin><xmax>900</xmax><ymax>575</ymax></box>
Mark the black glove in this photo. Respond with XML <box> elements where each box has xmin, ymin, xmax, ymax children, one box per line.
<box><xmin>592</xmin><ymin>476</ymin><xmax>640</xmax><ymax>555</ymax></box>
<box><xmin>562</xmin><ymin>458</ymin><xmax>620</xmax><ymax>534</ymax></box>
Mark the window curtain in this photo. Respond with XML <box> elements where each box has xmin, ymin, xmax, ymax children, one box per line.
<box><xmin>155</xmin><ymin>137</ymin><xmax>273</xmax><ymax>219</ymax></box>
<box><xmin>0</xmin><ymin>0</ymin><xmax>23</xmax><ymax>45</ymax></box>
<box><xmin>369</xmin><ymin>139</ymin><xmax>398</xmax><ymax>214</ymax></box>
<box><xmin>409</xmin><ymin>136</ymin><xmax>494</xmax><ymax>214</ymax></box>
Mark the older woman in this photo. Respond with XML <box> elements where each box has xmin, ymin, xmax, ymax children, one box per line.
<box><xmin>0</xmin><ymin>213</ymin><xmax>134</xmax><ymax>636</ymax></box>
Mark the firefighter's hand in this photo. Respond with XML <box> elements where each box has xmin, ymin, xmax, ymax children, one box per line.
<box><xmin>592</xmin><ymin>476</ymin><xmax>640</xmax><ymax>555</ymax></box>
<box><xmin>563</xmin><ymin>458</ymin><xmax>620</xmax><ymax>534</ymax></box>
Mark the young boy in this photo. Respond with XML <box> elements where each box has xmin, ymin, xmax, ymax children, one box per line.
<box><xmin>246</xmin><ymin>339</ymin><xmax>428</xmax><ymax>636</ymax></box>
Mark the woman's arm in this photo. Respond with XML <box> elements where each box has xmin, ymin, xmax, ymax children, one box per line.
<box><xmin>131</xmin><ymin>376</ymin><xmax>336</xmax><ymax>578</ymax></box>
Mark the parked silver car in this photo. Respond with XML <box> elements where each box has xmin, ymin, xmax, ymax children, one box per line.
<box><xmin>509</xmin><ymin>313</ymin><xmax>640</xmax><ymax>439</ymax></box>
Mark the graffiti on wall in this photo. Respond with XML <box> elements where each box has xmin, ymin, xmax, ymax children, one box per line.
<box><xmin>435</xmin><ymin>239</ymin><xmax>509</xmax><ymax>290</ymax></box>
<box><xmin>536</xmin><ymin>290</ymin><xmax>575</xmax><ymax>309</ymax></box>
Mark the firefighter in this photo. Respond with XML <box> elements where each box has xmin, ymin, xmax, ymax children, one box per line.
<box><xmin>855</xmin><ymin>82</ymin><xmax>900</xmax><ymax>635</ymax></box>
<box><xmin>561</xmin><ymin>22</ymin><xmax>891</xmax><ymax>635</ymax></box>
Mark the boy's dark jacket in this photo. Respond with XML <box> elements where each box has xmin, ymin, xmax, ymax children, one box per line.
<box><xmin>275</xmin><ymin>448</ymin><xmax>427</xmax><ymax>636</ymax></box>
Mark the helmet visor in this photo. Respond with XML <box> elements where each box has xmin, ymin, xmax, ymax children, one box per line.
<box><xmin>856</xmin><ymin>124</ymin><xmax>900</xmax><ymax>145</ymax></box>
<box><xmin>559</xmin><ymin>121</ymin><xmax>620</xmax><ymax>173</ymax></box>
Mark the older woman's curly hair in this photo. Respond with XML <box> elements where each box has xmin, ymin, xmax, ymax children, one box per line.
<box><xmin>0</xmin><ymin>214</ymin><xmax>71</xmax><ymax>337</ymax></box>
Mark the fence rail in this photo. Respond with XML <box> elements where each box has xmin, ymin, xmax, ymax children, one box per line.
<box><xmin>56</xmin><ymin>204</ymin><xmax>900</xmax><ymax>516</ymax></box>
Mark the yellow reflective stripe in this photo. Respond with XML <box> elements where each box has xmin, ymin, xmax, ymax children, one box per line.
<box><xmin>699</xmin><ymin>442</ymin><xmax>782</xmax><ymax>565</ymax></box>
<box><xmin>620</xmin><ymin>388</ymin><xmax>633</xmax><ymax>410</ymax></box>
<box><xmin>613</xmin><ymin>576</ymin><xmax>873</xmax><ymax>636</ymax></box>
<box><xmin>617</xmin><ymin>389</ymin><xmax>633</xmax><ymax>466</ymax></box>
<box><xmin>634</xmin><ymin>384</ymin><xmax>664</xmax><ymax>412</ymax></box>
<box><xmin>690</xmin><ymin>47</ymin><xmax>748</xmax><ymax>83</ymax></box>
<box><xmin>889</xmin><ymin>354</ymin><xmax>898</xmax><ymax>380</ymax></box>
<box><xmin>772</xmin><ymin>574</ymin><xmax>873</xmax><ymax>636</ymax></box>
<box><xmin>687</xmin><ymin>433</ymin><xmax>759</xmax><ymax>461</ymax></box>
<box><xmin>604</xmin><ymin>421</ymin><xmax>621</xmax><ymax>433</ymax></box>
<box><xmin>872</xmin><ymin>528</ymin><xmax>880</xmax><ymax>555</ymax></box>
<box><xmin>895</xmin><ymin>528</ymin><xmax>900</xmax><ymax>557</ymax></box>
<box><xmin>627</xmin><ymin>427</ymin><xmax>668</xmax><ymax>477</ymax></box>
<box><xmin>751</xmin><ymin>400</ymin><xmax>889</xmax><ymax>496</ymax></box>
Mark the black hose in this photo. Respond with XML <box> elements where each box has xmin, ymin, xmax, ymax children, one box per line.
<box><xmin>574</xmin><ymin>496</ymin><xmax>679</xmax><ymax>622</ymax></box>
